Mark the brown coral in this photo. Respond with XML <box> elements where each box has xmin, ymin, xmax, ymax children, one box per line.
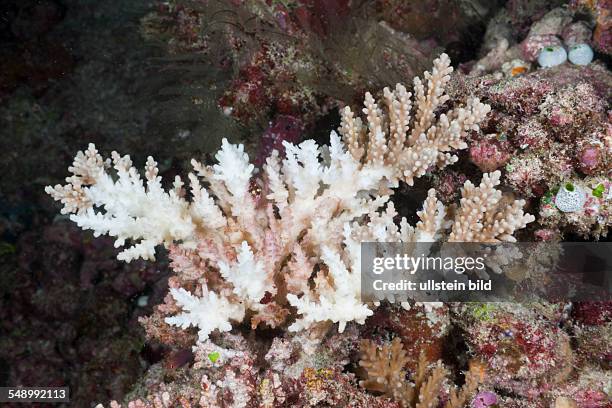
<box><xmin>338</xmin><ymin>53</ymin><xmax>491</xmax><ymax>186</ymax></box>
<box><xmin>359</xmin><ymin>337</ymin><xmax>481</xmax><ymax>408</ymax></box>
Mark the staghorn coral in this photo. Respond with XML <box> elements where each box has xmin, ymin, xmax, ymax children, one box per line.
<box><xmin>45</xmin><ymin>138</ymin><xmax>535</xmax><ymax>343</ymax></box>
<box><xmin>447</xmin><ymin>170</ymin><xmax>535</xmax><ymax>243</ymax></box>
<box><xmin>338</xmin><ymin>53</ymin><xmax>491</xmax><ymax>186</ymax></box>
<box><xmin>359</xmin><ymin>337</ymin><xmax>481</xmax><ymax>408</ymax></box>
<box><xmin>45</xmin><ymin>55</ymin><xmax>534</xmax><ymax>345</ymax></box>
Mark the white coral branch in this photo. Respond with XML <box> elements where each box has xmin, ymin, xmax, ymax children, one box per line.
<box><xmin>218</xmin><ymin>241</ymin><xmax>273</xmax><ymax>303</ymax></box>
<box><xmin>165</xmin><ymin>287</ymin><xmax>245</xmax><ymax>342</ymax></box>
<box><xmin>287</xmin><ymin>246</ymin><xmax>373</xmax><ymax>333</ymax></box>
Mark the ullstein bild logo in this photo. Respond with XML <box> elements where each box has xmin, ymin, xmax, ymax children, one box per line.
<box><xmin>360</xmin><ymin>242</ymin><xmax>612</xmax><ymax>303</ymax></box>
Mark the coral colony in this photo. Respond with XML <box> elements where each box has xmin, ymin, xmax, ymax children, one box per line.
<box><xmin>47</xmin><ymin>54</ymin><xmax>512</xmax><ymax>339</ymax></box>
<box><xmin>46</xmin><ymin>53</ymin><xmax>558</xmax><ymax>408</ymax></box>
<box><xmin>34</xmin><ymin>3</ymin><xmax>610</xmax><ymax>407</ymax></box>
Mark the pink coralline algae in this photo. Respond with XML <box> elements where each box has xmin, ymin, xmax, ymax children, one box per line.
<box><xmin>455</xmin><ymin>303</ymin><xmax>574</xmax><ymax>398</ymax></box>
<box><xmin>571</xmin><ymin>0</ymin><xmax>612</xmax><ymax>55</ymax></box>
<box><xmin>469</xmin><ymin>134</ymin><xmax>513</xmax><ymax>172</ymax></box>
<box><xmin>577</xmin><ymin>143</ymin><xmax>605</xmax><ymax>175</ymax></box>
<box><xmin>472</xmin><ymin>391</ymin><xmax>498</xmax><ymax>408</ymax></box>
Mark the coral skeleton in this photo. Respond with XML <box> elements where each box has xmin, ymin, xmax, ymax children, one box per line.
<box><xmin>45</xmin><ymin>55</ymin><xmax>534</xmax><ymax>343</ymax></box>
<box><xmin>338</xmin><ymin>53</ymin><xmax>491</xmax><ymax>186</ymax></box>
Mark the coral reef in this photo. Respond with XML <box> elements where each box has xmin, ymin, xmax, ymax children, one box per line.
<box><xmin>449</xmin><ymin>57</ymin><xmax>611</xmax><ymax>239</ymax></box>
<box><xmin>46</xmin><ymin>56</ymin><xmax>536</xmax><ymax>345</ymax></box>
<box><xmin>3</xmin><ymin>1</ymin><xmax>611</xmax><ymax>407</ymax></box>
<box><xmin>43</xmin><ymin>54</ymin><xmax>543</xmax><ymax>407</ymax></box>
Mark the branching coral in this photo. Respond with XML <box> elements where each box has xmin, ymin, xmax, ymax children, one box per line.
<box><xmin>46</xmin><ymin>133</ymin><xmax>425</xmax><ymax>340</ymax></box>
<box><xmin>338</xmin><ymin>53</ymin><xmax>491</xmax><ymax>186</ymax></box>
<box><xmin>45</xmin><ymin>54</ymin><xmax>534</xmax><ymax>344</ymax></box>
<box><xmin>45</xmin><ymin>146</ymin><xmax>197</xmax><ymax>262</ymax></box>
<box><xmin>360</xmin><ymin>338</ymin><xmax>481</xmax><ymax>408</ymax></box>
<box><xmin>447</xmin><ymin>171</ymin><xmax>536</xmax><ymax>242</ymax></box>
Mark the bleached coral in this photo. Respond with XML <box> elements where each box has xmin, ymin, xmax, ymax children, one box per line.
<box><xmin>46</xmin><ymin>132</ymin><xmax>398</xmax><ymax>339</ymax></box>
<box><xmin>286</xmin><ymin>245</ymin><xmax>373</xmax><ymax>333</ymax></box>
<box><xmin>45</xmin><ymin>144</ymin><xmax>198</xmax><ymax>262</ymax></box>
<box><xmin>338</xmin><ymin>53</ymin><xmax>491</xmax><ymax>186</ymax></box>
<box><xmin>46</xmin><ymin>54</ymin><xmax>534</xmax><ymax>343</ymax></box>
<box><xmin>164</xmin><ymin>287</ymin><xmax>244</xmax><ymax>342</ymax></box>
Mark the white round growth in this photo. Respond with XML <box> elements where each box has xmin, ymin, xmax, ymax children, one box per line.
<box><xmin>538</xmin><ymin>46</ymin><xmax>567</xmax><ymax>68</ymax></box>
<box><xmin>568</xmin><ymin>44</ymin><xmax>594</xmax><ymax>65</ymax></box>
<box><xmin>137</xmin><ymin>295</ymin><xmax>149</xmax><ymax>307</ymax></box>
<box><xmin>555</xmin><ymin>183</ymin><xmax>586</xmax><ymax>212</ymax></box>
